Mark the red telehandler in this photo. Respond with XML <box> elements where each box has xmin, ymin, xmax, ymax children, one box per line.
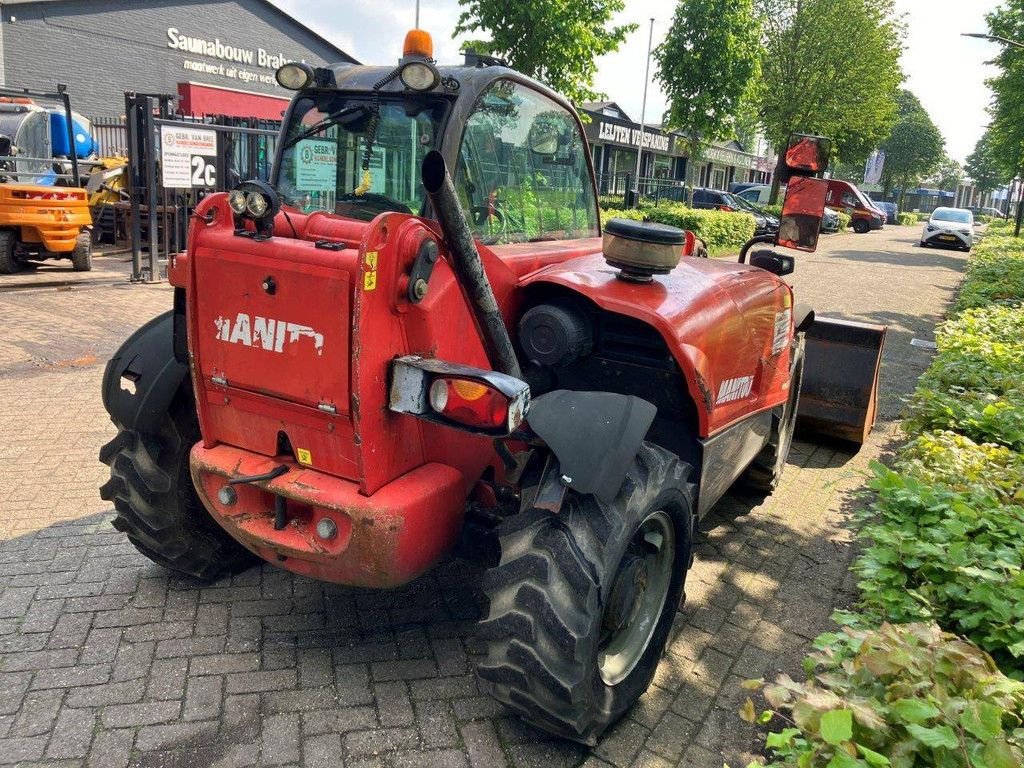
<box><xmin>100</xmin><ymin>30</ymin><xmax>884</xmax><ymax>743</ymax></box>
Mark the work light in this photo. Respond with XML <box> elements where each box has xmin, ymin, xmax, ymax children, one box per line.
<box><xmin>275</xmin><ymin>62</ymin><xmax>314</xmax><ymax>90</ymax></box>
<box><xmin>399</xmin><ymin>60</ymin><xmax>440</xmax><ymax>91</ymax></box>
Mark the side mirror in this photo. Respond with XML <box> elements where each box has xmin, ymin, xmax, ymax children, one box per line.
<box><xmin>750</xmin><ymin>249</ymin><xmax>795</xmax><ymax>276</ymax></box>
<box><xmin>778</xmin><ymin>176</ymin><xmax>829</xmax><ymax>252</ymax></box>
<box><xmin>779</xmin><ymin>133</ymin><xmax>832</xmax><ymax>184</ymax></box>
<box><xmin>528</xmin><ymin>123</ymin><xmax>560</xmax><ymax>156</ymax></box>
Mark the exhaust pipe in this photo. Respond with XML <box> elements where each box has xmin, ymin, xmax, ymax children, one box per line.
<box><xmin>421</xmin><ymin>150</ymin><xmax>522</xmax><ymax>379</ymax></box>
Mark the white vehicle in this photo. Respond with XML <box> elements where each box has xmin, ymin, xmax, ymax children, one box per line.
<box><xmin>737</xmin><ymin>184</ymin><xmax>773</xmax><ymax>205</ymax></box>
<box><xmin>920</xmin><ymin>207</ymin><xmax>974</xmax><ymax>251</ymax></box>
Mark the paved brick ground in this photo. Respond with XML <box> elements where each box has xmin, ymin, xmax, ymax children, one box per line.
<box><xmin>0</xmin><ymin>229</ymin><xmax>966</xmax><ymax>768</ymax></box>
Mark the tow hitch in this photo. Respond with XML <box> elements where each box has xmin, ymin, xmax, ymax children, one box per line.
<box><xmin>222</xmin><ymin>464</ymin><xmax>290</xmax><ymax>529</ymax></box>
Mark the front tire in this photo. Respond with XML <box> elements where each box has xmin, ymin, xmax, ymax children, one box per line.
<box><xmin>71</xmin><ymin>232</ymin><xmax>93</xmax><ymax>271</ymax></box>
<box><xmin>478</xmin><ymin>443</ymin><xmax>695</xmax><ymax>744</ymax></box>
<box><xmin>852</xmin><ymin>219</ymin><xmax>870</xmax><ymax>234</ymax></box>
<box><xmin>99</xmin><ymin>388</ymin><xmax>257</xmax><ymax>580</ymax></box>
<box><xmin>0</xmin><ymin>230</ymin><xmax>23</xmax><ymax>274</ymax></box>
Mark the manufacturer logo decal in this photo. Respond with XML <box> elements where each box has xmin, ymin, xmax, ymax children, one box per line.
<box><xmin>716</xmin><ymin>375</ymin><xmax>754</xmax><ymax>404</ymax></box>
<box><xmin>214</xmin><ymin>313</ymin><xmax>324</xmax><ymax>355</ymax></box>
<box><xmin>772</xmin><ymin>308</ymin><xmax>792</xmax><ymax>356</ymax></box>
<box><xmin>363</xmin><ymin>251</ymin><xmax>378</xmax><ymax>291</ymax></box>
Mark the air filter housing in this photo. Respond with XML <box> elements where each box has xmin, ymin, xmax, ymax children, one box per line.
<box><xmin>602</xmin><ymin>218</ymin><xmax>685</xmax><ymax>282</ymax></box>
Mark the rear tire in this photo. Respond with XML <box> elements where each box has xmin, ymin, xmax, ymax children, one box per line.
<box><xmin>0</xmin><ymin>230</ymin><xmax>23</xmax><ymax>274</ymax></box>
<box><xmin>478</xmin><ymin>443</ymin><xmax>695</xmax><ymax>744</ymax></box>
<box><xmin>99</xmin><ymin>388</ymin><xmax>258</xmax><ymax>580</ymax></box>
<box><xmin>742</xmin><ymin>335</ymin><xmax>805</xmax><ymax>492</ymax></box>
<box><xmin>852</xmin><ymin>219</ymin><xmax>870</xmax><ymax>234</ymax></box>
<box><xmin>71</xmin><ymin>232</ymin><xmax>92</xmax><ymax>271</ymax></box>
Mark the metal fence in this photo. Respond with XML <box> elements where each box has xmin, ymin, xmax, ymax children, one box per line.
<box><xmin>91</xmin><ymin>116</ymin><xmax>128</xmax><ymax>157</ymax></box>
<box><xmin>123</xmin><ymin>92</ymin><xmax>280</xmax><ymax>282</ymax></box>
<box><xmin>595</xmin><ymin>173</ymin><xmax>689</xmax><ymax>206</ymax></box>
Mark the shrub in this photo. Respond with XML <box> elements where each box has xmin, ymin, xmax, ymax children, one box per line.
<box><xmin>836</xmin><ymin>211</ymin><xmax>852</xmax><ymax>231</ymax></box>
<box><xmin>854</xmin><ymin>466</ymin><xmax>1024</xmax><ymax>668</ymax></box>
<box><xmin>598</xmin><ymin>194</ymin><xmax>626</xmax><ymax>210</ymax></box>
<box><xmin>898</xmin><ymin>430</ymin><xmax>1024</xmax><ymax>502</ymax></box>
<box><xmin>955</xmin><ymin>235</ymin><xmax>1024</xmax><ymax>310</ymax></box>
<box><xmin>644</xmin><ymin>205</ymin><xmax>756</xmax><ymax>252</ymax></box>
<box><xmin>917</xmin><ymin>211</ymin><xmax>930</xmax><ymax>222</ymax></box>
<box><xmin>761</xmin><ymin>203</ymin><xmax>783</xmax><ymax>218</ymax></box>
<box><xmin>600</xmin><ymin>204</ymin><xmax>756</xmax><ymax>253</ymax></box>
<box><xmin>897</xmin><ymin>212</ymin><xmax>917</xmax><ymax>226</ymax></box>
<box><xmin>745</xmin><ymin>623</ymin><xmax>1024</xmax><ymax>768</ymax></box>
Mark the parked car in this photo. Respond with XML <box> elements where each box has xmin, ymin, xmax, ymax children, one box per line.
<box><xmin>688</xmin><ymin>187</ymin><xmax>777</xmax><ymax>236</ymax></box>
<box><xmin>737</xmin><ymin>184</ymin><xmax>773</xmax><ymax>205</ymax></box>
<box><xmin>968</xmin><ymin>206</ymin><xmax>1007</xmax><ymax>220</ymax></box>
<box><xmin>920</xmin><ymin>207</ymin><xmax>974</xmax><ymax>250</ymax></box>
<box><xmin>821</xmin><ymin>206</ymin><xmax>841</xmax><ymax>233</ymax></box>
<box><xmin>728</xmin><ymin>181</ymin><xmax>761</xmax><ymax>195</ymax></box>
<box><xmin>874</xmin><ymin>201</ymin><xmax>898</xmax><ymax>225</ymax></box>
<box><xmin>728</xmin><ymin>193</ymin><xmax>780</xmax><ymax>236</ymax></box>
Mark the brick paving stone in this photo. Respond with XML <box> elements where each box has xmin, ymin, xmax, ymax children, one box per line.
<box><xmin>0</xmin><ymin>232</ymin><xmax>966</xmax><ymax>765</ymax></box>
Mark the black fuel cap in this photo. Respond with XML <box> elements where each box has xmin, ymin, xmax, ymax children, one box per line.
<box><xmin>603</xmin><ymin>218</ymin><xmax>685</xmax><ymax>245</ymax></box>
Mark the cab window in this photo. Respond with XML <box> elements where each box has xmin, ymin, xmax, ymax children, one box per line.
<box><xmin>455</xmin><ymin>80</ymin><xmax>598</xmax><ymax>244</ymax></box>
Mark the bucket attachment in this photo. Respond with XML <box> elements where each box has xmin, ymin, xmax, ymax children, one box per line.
<box><xmin>797</xmin><ymin>317</ymin><xmax>886</xmax><ymax>445</ymax></box>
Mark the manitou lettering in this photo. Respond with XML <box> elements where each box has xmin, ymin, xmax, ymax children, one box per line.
<box><xmin>214</xmin><ymin>313</ymin><xmax>324</xmax><ymax>355</ymax></box>
<box><xmin>715</xmin><ymin>375</ymin><xmax>754</xmax><ymax>404</ymax></box>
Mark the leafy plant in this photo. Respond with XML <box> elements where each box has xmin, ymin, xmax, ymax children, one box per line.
<box><xmin>898</xmin><ymin>430</ymin><xmax>1024</xmax><ymax>503</ymax></box>
<box><xmin>898</xmin><ymin>212</ymin><xmax>918</xmax><ymax>226</ymax></box>
<box><xmin>743</xmin><ymin>623</ymin><xmax>1024</xmax><ymax>767</ymax></box>
<box><xmin>601</xmin><ymin>204</ymin><xmax>757</xmax><ymax>253</ymax></box>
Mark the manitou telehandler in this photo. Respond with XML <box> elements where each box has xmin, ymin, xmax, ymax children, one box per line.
<box><xmin>100</xmin><ymin>30</ymin><xmax>884</xmax><ymax>744</ymax></box>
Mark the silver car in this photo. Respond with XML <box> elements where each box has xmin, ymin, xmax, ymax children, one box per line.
<box><xmin>920</xmin><ymin>207</ymin><xmax>974</xmax><ymax>251</ymax></box>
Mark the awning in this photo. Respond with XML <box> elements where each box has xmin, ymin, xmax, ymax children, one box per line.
<box><xmin>176</xmin><ymin>82</ymin><xmax>289</xmax><ymax>120</ymax></box>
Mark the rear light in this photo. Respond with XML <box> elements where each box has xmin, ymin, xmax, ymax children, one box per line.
<box><xmin>428</xmin><ymin>377</ymin><xmax>510</xmax><ymax>429</ymax></box>
<box><xmin>389</xmin><ymin>355</ymin><xmax>530</xmax><ymax>436</ymax></box>
<box><xmin>720</xmin><ymin>205</ymin><xmax>734</xmax><ymax>212</ymax></box>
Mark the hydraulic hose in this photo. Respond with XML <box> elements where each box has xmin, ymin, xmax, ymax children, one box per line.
<box><xmin>421</xmin><ymin>150</ymin><xmax>522</xmax><ymax>379</ymax></box>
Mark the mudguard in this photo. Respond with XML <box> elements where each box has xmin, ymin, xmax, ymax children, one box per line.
<box><xmin>101</xmin><ymin>309</ymin><xmax>190</xmax><ymax>434</ymax></box>
<box><xmin>527</xmin><ymin>390</ymin><xmax>657</xmax><ymax>502</ymax></box>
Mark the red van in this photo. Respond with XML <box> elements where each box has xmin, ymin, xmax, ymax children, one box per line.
<box><xmin>825</xmin><ymin>180</ymin><xmax>884</xmax><ymax>234</ymax></box>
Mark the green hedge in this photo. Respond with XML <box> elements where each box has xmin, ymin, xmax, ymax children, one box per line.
<box><xmin>603</xmin><ymin>204</ymin><xmax>756</xmax><ymax>254</ymax></box>
<box><xmin>747</xmin><ymin>230</ymin><xmax>1024</xmax><ymax>766</ymax></box>
<box><xmin>836</xmin><ymin>211</ymin><xmax>852</xmax><ymax>231</ymax></box>
<box><xmin>897</xmin><ymin>212</ymin><xmax>918</xmax><ymax>226</ymax></box>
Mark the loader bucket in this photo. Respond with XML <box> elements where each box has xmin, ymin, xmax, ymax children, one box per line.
<box><xmin>797</xmin><ymin>317</ymin><xmax>887</xmax><ymax>445</ymax></box>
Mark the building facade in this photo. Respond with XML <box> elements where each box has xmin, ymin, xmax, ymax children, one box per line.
<box><xmin>0</xmin><ymin>0</ymin><xmax>356</xmax><ymax>119</ymax></box>
<box><xmin>581</xmin><ymin>101</ymin><xmax>773</xmax><ymax>197</ymax></box>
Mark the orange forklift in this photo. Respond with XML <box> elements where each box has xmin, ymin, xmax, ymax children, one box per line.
<box><xmin>0</xmin><ymin>84</ymin><xmax>92</xmax><ymax>274</ymax></box>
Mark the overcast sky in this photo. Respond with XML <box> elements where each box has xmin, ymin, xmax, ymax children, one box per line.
<box><xmin>271</xmin><ymin>0</ymin><xmax>1002</xmax><ymax>162</ymax></box>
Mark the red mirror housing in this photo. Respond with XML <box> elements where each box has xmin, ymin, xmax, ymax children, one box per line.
<box><xmin>780</xmin><ymin>133</ymin><xmax>832</xmax><ymax>183</ymax></box>
<box><xmin>778</xmin><ymin>176</ymin><xmax>828</xmax><ymax>252</ymax></box>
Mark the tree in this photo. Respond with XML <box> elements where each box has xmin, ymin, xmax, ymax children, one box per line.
<box><xmin>926</xmin><ymin>154</ymin><xmax>963</xmax><ymax>194</ymax></box>
<box><xmin>452</xmin><ymin>1</ymin><xmax>636</xmax><ymax>106</ymax></box>
<box><xmin>654</xmin><ymin>0</ymin><xmax>762</xmax><ymax>200</ymax></box>
<box><xmin>984</xmin><ymin>1</ymin><xmax>1024</xmax><ymax>232</ymax></box>
<box><xmin>966</xmin><ymin>130</ymin><xmax>1009</xmax><ymax>196</ymax></box>
<box><xmin>877</xmin><ymin>89</ymin><xmax>944</xmax><ymax>206</ymax></box>
<box><xmin>755</xmin><ymin>0</ymin><xmax>904</xmax><ymax>202</ymax></box>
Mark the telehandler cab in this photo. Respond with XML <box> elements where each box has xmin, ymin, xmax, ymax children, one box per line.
<box><xmin>100</xmin><ymin>30</ymin><xmax>884</xmax><ymax>743</ymax></box>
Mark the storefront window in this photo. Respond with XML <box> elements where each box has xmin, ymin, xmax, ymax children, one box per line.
<box><xmin>456</xmin><ymin>80</ymin><xmax>598</xmax><ymax>244</ymax></box>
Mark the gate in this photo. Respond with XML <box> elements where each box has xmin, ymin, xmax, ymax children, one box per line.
<box><xmin>124</xmin><ymin>92</ymin><xmax>280</xmax><ymax>282</ymax></box>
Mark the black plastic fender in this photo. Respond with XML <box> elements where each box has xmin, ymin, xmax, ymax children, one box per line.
<box><xmin>101</xmin><ymin>309</ymin><xmax>190</xmax><ymax>434</ymax></box>
<box><xmin>527</xmin><ymin>390</ymin><xmax>657</xmax><ymax>503</ymax></box>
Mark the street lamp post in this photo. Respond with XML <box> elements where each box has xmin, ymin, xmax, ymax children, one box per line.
<box><xmin>629</xmin><ymin>17</ymin><xmax>655</xmax><ymax>209</ymax></box>
<box><xmin>963</xmin><ymin>32</ymin><xmax>1024</xmax><ymax>234</ymax></box>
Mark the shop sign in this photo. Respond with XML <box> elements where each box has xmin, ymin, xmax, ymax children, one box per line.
<box><xmin>596</xmin><ymin>121</ymin><xmax>671</xmax><ymax>153</ymax></box>
<box><xmin>167</xmin><ymin>28</ymin><xmax>297</xmax><ymax>70</ymax></box>
<box><xmin>160</xmin><ymin>125</ymin><xmax>218</xmax><ymax>189</ymax></box>
<box><xmin>704</xmin><ymin>145</ymin><xmax>756</xmax><ymax>170</ymax></box>
<box><xmin>294</xmin><ymin>139</ymin><xmax>337</xmax><ymax>193</ymax></box>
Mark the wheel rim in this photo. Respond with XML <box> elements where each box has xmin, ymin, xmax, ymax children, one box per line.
<box><xmin>598</xmin><ymin>510</ymin><xmax>676</xmax><ymax>686</ymax></box>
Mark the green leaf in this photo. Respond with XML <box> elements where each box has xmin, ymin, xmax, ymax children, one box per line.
<box><xmin>960</xmin><ymin>701</ymin><xmax>1003</xmax><ymax>742</ymax></box>
<box><xmin>905</xmin><ymin>723</ymin><xmax>959</xmax><ymax>750</ymax></box>
<box><xmin>766</xmin><ymin>728</ymin><xmax>801</xmax><ymax>750</ymax></box>
<box><xmin>982</xmin><ymin>739</ymin><xmax>1020</xmax><ymax>768</ymax></box>
<box><xmin>891</xmin><ymin>698</ymin><xmax>942</xmax><ymax>724</ymax></box>
<box><xmin>856</xmin><ymin>744</ymin><xmax>891</xmax><ymax>766</ymax></box>
<box><xmin>820</xmin><ymin>709</ymin><xmax>854</xmax><ymax>746</ymax></box>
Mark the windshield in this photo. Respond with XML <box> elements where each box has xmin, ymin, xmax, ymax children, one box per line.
<box><xmin>276</xmin><ymin>93</ymin><xmax>447</xmax><ymax>221</ymax></box>
<box><xmin>727</xmin><ymin>193</ymin><xmax>763</xmax><ymax>214</ymax></box>
<box><xmin>931</xmin><ymin>208</ymin><xmax>972</xmax><ymax>224</ymax></box>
